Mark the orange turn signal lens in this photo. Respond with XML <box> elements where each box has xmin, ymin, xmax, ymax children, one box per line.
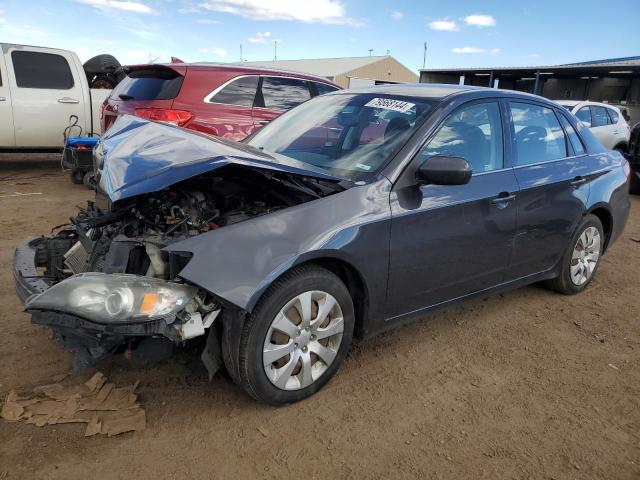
<box><xmin>139</xmin><ymin>292</ymin><xmax>159</xmax><ymax>315</ymax></box>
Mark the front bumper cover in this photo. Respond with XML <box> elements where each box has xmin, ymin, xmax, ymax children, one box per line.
<box><xmin>14</xmin><ymin>237</ymin><xmax>50</xmax><ymax>304</ymax></box>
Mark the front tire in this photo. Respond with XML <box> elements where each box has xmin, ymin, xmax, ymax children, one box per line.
<box><xmin>238</xmin><ymin>265</ymin><xmax>354</xmax><ymax>405</ymax></box>
<box><xmin>545</xmin><ymin>214</ymin><xmax>604</xmax><ymax>295</ymax></box>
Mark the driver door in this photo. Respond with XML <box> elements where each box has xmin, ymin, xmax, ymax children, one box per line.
<box><xmin>385</xmin><ymin>100</ymin><xmax>519</xmax><ymax>320</ymax></box>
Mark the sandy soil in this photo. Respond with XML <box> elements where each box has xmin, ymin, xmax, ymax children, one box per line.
<box><xmin>0</xmin><ymin>168</ymin><xmax>638</xmax><ymax>480</ymax></box>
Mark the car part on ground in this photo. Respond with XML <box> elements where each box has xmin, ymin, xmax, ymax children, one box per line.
<box><xmin>14</xmin><ymin>85</ymin><xmax>631</xmax><ymax>404</ymax></box>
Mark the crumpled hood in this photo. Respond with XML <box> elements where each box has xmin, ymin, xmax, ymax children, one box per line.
<box><xmin>98</xmin><ymin>115</ymin><xmax>343</xmax><ymax>202</ymax></box>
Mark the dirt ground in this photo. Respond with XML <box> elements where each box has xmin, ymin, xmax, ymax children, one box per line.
<box><xmin>0</xmin><ymin>167</ymin><xmax>638</xmax><ymax>480</ymax></box>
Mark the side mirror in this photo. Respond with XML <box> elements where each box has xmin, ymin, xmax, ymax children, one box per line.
<box><xmin>416</xmin><ymin>155</ymin><xmax>472</xmax><ymax>186</ymax></box>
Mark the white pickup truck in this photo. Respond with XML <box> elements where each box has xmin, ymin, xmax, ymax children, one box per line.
<box><xmin>0</xmin><ymin>43</ymin><xmax>112</xmax><ymax>149</ymax></box>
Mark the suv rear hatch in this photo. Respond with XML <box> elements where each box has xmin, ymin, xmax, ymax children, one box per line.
<box><xmin>101</xmin><ymin>64</ymin><xmax>188</xmax><ymax>131</ymax></box>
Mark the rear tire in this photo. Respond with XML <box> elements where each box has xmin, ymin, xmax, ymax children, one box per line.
<box><xmin>545</xmin><ymin>214</ymin><xmax>604</xmax><ymax>295</ymax></box>
<box><xmin>238</xmin><ymin>265</ymin><xmax>354</xmax><ymax>405</ymax></box>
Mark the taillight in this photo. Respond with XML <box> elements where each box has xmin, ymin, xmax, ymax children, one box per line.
<box><xmin>134</xmin><ymin>108</ymin><xmax>193</xmax><ymax>126</ymax></box>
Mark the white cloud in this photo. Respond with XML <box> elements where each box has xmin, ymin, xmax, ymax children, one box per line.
<box><xmin>178</xmin><ymin>6</ymin><xmax>201</xmax><ymax>13</ymax></box>
<box><xmin>490</xmin><ymin>48</ymin><xmax>501</xmax><ymax>56</ymax></box>
<box><xmin>428</xmin><ymin>20</ymin><xmax>459</xmax><ymax>32</ymax></box>
<box><xmin>464</xmin><ymin>14</ymin><xmax>496</xmax><ymax>27</ymax></box>
<box><xmin>528</xmin><ymin>53</ymin><xmax>540</xmax><ymax>58</ymax></box>
<box><xmin>198</xmin><ymin>47</ymin><xmax>228</xmax><ymax>57</ymax></box>
<box><xmin>391</xmin><ymin>11</ymin><xmax>403</xmax><ymax>20</ymax></box>
<box><xmin>75</xmin><ymin>0</ymin><xmax>156</xmax><ymax>14</ymax></box>
<box><xmin>199</xmin><ymin>0</ymin><xmax>361</xmax><ymax>25</ymax></box>
<box><xmin>248</xmin><ymin>31</ymin><xmax>273</xmax><ymax>44</ymax></box>
<box><xmin>196</xmin><ymin>18</ymin><xmax>221</xmax><ymax>24</ymax></box>
<box><xmin>452</xmin><ymin>46</ymin><xmax>485</xmax><ymax>54</ymax></box>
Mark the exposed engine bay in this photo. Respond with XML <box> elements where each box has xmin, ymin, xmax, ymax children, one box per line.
<box><xmin>35</xmin><ymin>166</ymin><xmax>324</xmax><ymax>285</ymax></box>
<box><xmin>24</xmin><ymin>165</ymin><xmax>341</xmax><ymax>370</ymax></box>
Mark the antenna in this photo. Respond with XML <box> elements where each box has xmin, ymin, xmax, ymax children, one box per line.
<box><xmin>422</xmin><ymin>42</ymin><xmax>428</xmax><ymax>69</ymax></box>
<box><xmin>274</xmin><ymin>40</ymin><xmax>278</xmax><ymax>61</ymax></box>
<box><xmin>368</xmin><ymin>48</ymin><xmax>374</xmax><ymax>56</ymax></box>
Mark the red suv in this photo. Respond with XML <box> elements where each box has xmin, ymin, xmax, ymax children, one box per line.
<box><xmin>100</xmin><ymin>64</ymin><xmax>340</xmax><ymax>141</ymax></box>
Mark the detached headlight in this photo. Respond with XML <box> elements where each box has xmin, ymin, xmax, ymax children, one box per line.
<box><xmin>27</xmin><ymin>273</ymin><xmax>197</xmax><ymax>324</ymax></box>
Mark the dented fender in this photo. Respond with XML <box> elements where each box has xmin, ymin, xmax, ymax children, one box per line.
<box><xmin>165</xmin><ymin>179</ymin><xmax>393</xmax><ymax>331</ymax></box>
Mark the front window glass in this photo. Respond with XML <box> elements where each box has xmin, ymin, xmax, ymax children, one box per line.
<box><xmin>208</xmin><ymin>76</ymin><xmax>259</xmax><ymax>107</ymax></box>
<box><xmin>509</xmin><ymin>102</ymin><xmax>568</xmax><ymax>165</ymax></box>
<box><xmin>420</xmin><ymin>101</ymin><xmax>504</xmax><ymax>173</ymax></box>
<box><xmin>247</xmin><ymin>93</ymin><xmax>435</xmax><ymax>180</ymax></box>
<box><xmin>607</xmin><ymin>108</ymin><xmax>619</xmax><ymax>124</ymax></box>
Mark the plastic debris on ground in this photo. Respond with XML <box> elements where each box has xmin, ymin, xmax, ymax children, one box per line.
<box><xmin>0</xmin><ymin>372</ymin><xmax>145</xmax><ymax>437</ymax></box>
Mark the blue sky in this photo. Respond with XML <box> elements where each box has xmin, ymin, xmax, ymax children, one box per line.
<box><xmin>0</xmin><ymin>0</ymin><xmax>637</xmax><ymax>73</ymax></box>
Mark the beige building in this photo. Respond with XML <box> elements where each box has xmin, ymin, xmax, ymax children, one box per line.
<box><xmin>237</xmin><ymin>55</ymin><xmax>418</xmax><ymax>88</ymax></box>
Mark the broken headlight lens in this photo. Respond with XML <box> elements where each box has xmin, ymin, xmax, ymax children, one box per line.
<box><xmin>27</xmin><ymin>273</ymin><xmax>197</xmax><ymax>324</ymax></box>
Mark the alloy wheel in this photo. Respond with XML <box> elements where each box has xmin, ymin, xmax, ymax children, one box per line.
<box><xmin>570</xmin><ymin>226</ymin><xmax>601</xmax><ymax>286</ymax></box>
<box><xmin>263</xmin><ymin>290</ymin><xmax>344</xmax><ymax>391</ymax></box>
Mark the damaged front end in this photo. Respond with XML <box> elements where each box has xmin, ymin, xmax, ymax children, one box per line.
<box><xmin>13</xmin><ymin>115</ymin><xmax>347</xmax><ymax>374</ymax></box>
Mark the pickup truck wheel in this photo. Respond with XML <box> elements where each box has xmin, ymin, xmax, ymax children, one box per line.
<box><xmin>70</xmin><ymin>169</ymin><xmax>84</xmax><ymax>184</ymax></box>
<box><xmin>545</xmin><ymin>214</ymin><xmax>603</xmax><ymax>295</ymax></box>
<box><xmin>238</xmin><ymin>265</ymin><xmax>354</xmax><ymax>405</ymax></box>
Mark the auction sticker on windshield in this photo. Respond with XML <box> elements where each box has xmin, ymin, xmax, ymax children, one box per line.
<box><xmin>364</xmin><ymin>98</ymin><xmax>415</xmax><ymax>113</ymax></box>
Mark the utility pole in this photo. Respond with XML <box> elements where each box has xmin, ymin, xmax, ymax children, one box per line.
<box><xmin>240</xmin><ymin>44</ymin><xmax>243</xmax><ymax>62</ymax></box>
<box><xmin>422</xmin><ymin>42</ymin><xmax>428</xmax><ymax>70</ymax></box>
<box><xmin>368</xmin><ymin>48</ymin><xmax>374</xmax><ymax>56</ymax></box>
<box><xmin>274</xmin><ymin>40</ymin><xmax>278</xmax><ymax>61</ymax></box>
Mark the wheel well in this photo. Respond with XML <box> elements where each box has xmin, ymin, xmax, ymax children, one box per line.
<box><xmin>300</xmin><ymin>258</ymin><xmax>369</xmax><ymax>339</ymax></box>
<box><xmin>613</xmin><ymin>142</ymin><xmax>628</xmax><ymax>153</ymax></box>
<box><xmin>588</xmin><ymin>207</ymin><xmax>613</xmax><ymax>251</ymax></box>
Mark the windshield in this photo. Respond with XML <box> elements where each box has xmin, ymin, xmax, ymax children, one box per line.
<box><xmin>246</xmin><ymin>93</ymin><xmax>435</xmax><ymax>181</ymax></box>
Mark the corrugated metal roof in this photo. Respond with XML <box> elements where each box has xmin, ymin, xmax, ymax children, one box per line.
<box><xmin>234</xmin><ymin>56</ymin><xmax>390</xmax><ymax>77</ymax></box>
<box><xmin>420</xmin><ymin>56</ymin><xmax>640</xmax><ymax>73</ymax></box>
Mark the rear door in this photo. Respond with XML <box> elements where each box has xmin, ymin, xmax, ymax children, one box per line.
<box><xmin>252</xmin><ymin>76</ymin><xmax>313</xmax><ymax>129</ymax></box>
<box><xmin>7</xmin><ymin>46</ymin><xmax>84</xmax><ymax>147</ymax></box>
<box><xmin>507</xmin><ymin>101</ymin><xmax>590</xmax><ymax>280</ymax></box>
<box><xmin>0</xmin><ymin>51</ymin><xmax>15</xmax><ymax>147</ymax></box>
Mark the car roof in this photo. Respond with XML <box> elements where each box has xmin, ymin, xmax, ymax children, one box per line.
<box><xmin>326</xmin><ymin>83</ymin><xmax>559</xmax><ymax>103</ymax></box>
<box><xmin>124</xmin><ymin>62</ymin><xmax>340</xmax><ymax>85</ymax></box>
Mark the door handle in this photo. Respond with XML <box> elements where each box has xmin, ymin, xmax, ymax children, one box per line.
<box><xmin>570</xmin><ymin>176</ymin><xmax>587</xmax><ymax>187</ymax></box>
<box><xmin>58</xmin><ymin>97</ymin><xmax>79</xmax><ymax>104</ymax></box>
<box><xmin>0</xmin><ymin>96</ymin><xmax>6</xmax><ymax>102</ymax></box>
<box><xmin>491</xmin><ymin>192</ymin><xmax>516</xmax><ymax>206</ymax></box>
<box><xmin>258</xmin><ymin>120</ymin><xmax>270</xmax><ymax>125</ymax></box>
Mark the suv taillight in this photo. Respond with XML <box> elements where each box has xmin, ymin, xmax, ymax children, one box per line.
<box><xmin>134</xmin><ymin>108</ymin><xmax>193</xmax><ymax>126</ymax></box>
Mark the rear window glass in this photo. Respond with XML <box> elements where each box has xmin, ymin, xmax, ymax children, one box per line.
<box><xmin>12</xmin><ymin>51</ymin><xmax>74</xmax><ymax>89</ymax></box>
<box><xmin>558</xmin><ymin>114</ymin><xmax>586</xmax><ymax>156</ymax></box>
<box><xmin>575</xmin><ymin>107</ymin><xmax>592</xmax><ymax>127</ymax></box>
<box><xmin>591</xmin><ymin>106</ymin><xmax>610</xmax><ymax>127</ymax></box>
<box><xmin>607</xmin><ymin>108</ymin><xmax>619</xmax><ymax>124</ymax></box>
<box><xmin>208</xmin><ymin>75</ymin><xmax>259</xmax><ymax>107</ymax></box>
<box><xmin>509</xmin><ymin>102</ymin><xmax>568</xmax><ymax>165</ymax></box>
<box><xmin>315</xmin><ymin>82</ymin><xmax>339</xmax><ymax>96</ymax></box>
<box><xmin>261</xmin><ymin>77</ymin><xmax>311</xmax><ymax>110</ymax></box>
<box><xmin>111</xmin><ymin>68</ymin><xmax>183</xmax><ymax>101</ymax></box>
